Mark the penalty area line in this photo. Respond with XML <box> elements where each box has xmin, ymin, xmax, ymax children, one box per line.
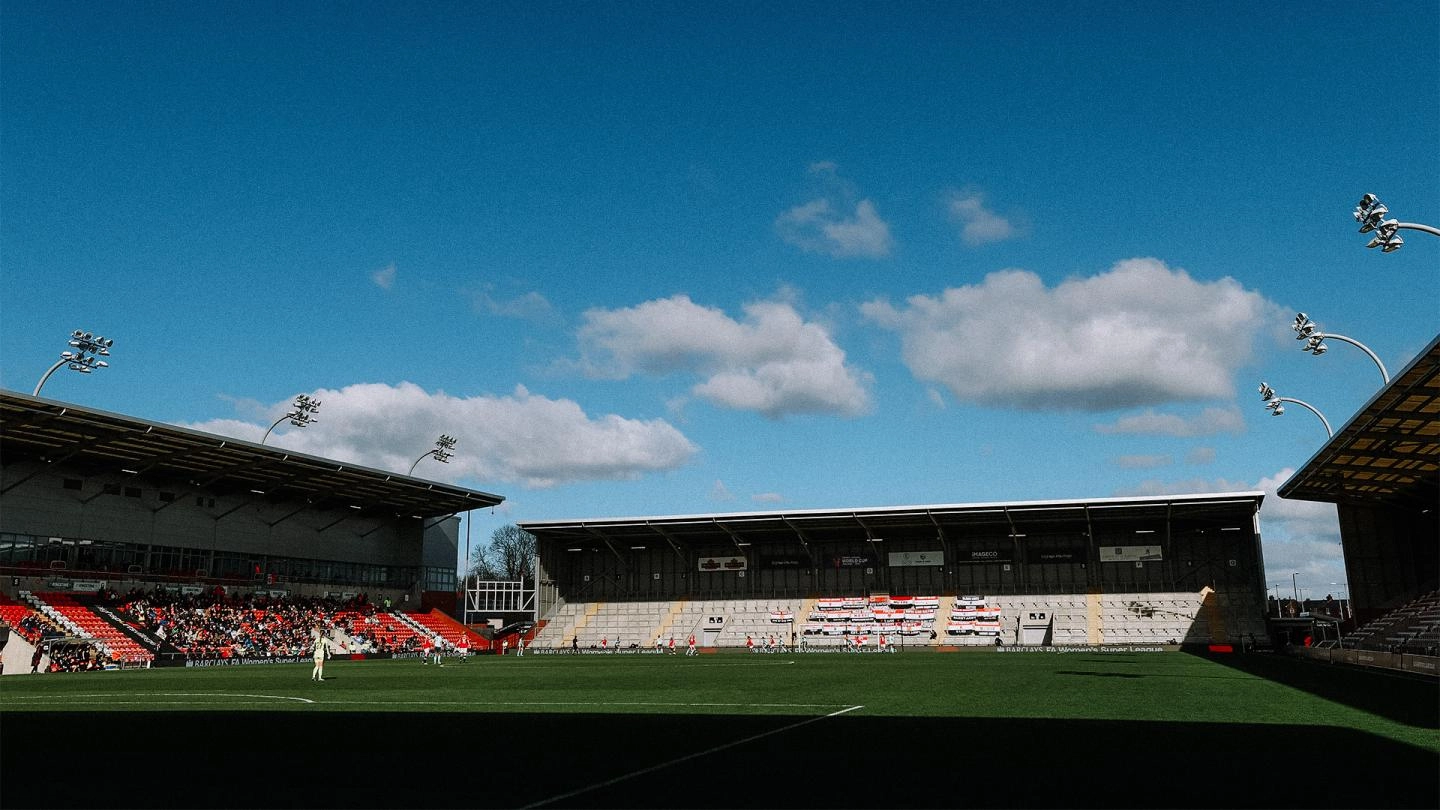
<box><xmin>522</xmin><ymin>704</ymin><xmax>864</xmax><ymax>809</ymax></box>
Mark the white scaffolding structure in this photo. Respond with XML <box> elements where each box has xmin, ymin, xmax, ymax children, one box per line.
<box><xmin>462</xmin><ymin>576</ymin><xmax>536</xmax><ymax>626</ymax></box>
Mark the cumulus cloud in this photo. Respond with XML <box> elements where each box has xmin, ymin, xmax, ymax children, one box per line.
<box><xmin>947</xmin><ymin>189</ymin><xmax>1019</xmax><ymax>246</ymax></box>
<box><xmin>1094</xmin><ymin>407</ymin><xmax>1246</xmax><ymax>437</ymax></box>
<box><xmin>371</xmin><ymin>263</ymin><xmax>396</xmax><ymax>290</ymax></box>
<box><xmin>577</xmin><ymin>294</ymin><xmax>872</xmax><ymax>418</ymax></box>
<box><xmin>862</xmin><ymin>258</ymin><xmax>1278</xmax><ymax>411</ymax></box>
<box><xmin>751</xmin><ymin>492</ymin><xmax>784</xmax><ymax>504</ymax></box>
<box><xmin>182</xmin><ymin>382</ymin><xmax>698</xmax><ymax>489</ymax></box>
<box><xmin>1115</xmin><ymin>468</ymin><xmax>1344</xmax><ymax>589</ymax></box>
<box><xmin>775</xmin><ymin>163</ymin><xmax>892</xmax><ymax>259</ymax></box>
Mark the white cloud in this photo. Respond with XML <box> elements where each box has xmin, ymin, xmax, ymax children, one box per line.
<box><xmin>1114</xmin><ymin>468</ymin><xmax>1345</xmax><ymax>590</ymax></box>
<box><xmin>1185</xmin><ymin>446</ymin><xmax>1217</xmax><ymax>465</ymax></box>
<box><xmin>947</xmin><ymin>189</ymin><xmax>1019</xmax><ymax>246</ymax></box>
<box><xmin>182</xmin><ymin>381</ymin><xmax>698</xmax><ymax>489</ymax></box>
<box><xmin>751</xmin><ymin>492</ymin><xmax>784</xmax><ymax>504</ymax></box>
<box><xmin>776</xmin><ymin>199</ymin><xmax>892</xmax><ymax>258</ymax></box>
<box><xmin>710</xmin><ymin>479</ymin><xmax>735</xmax><ymax>502</ymax></box>
<box><xmin>578</xmin><ymin>294</ymin><xmax>872</xmax><ymax>418</ymax></box>
<box><xmin>371</xmin><ymin>263</ymin><xmax>396</xmax><ymax>290</ymax></box>
<box><xmin>1094</xmin><ymin>407</ymin><xmax>1246</xmax><ymax>437</ymax></box>
<box><xmin>1114</xmin><ymin>454</ymin><xmax>1172</xmax><ymax>469</ymax></box>
<box><xmin>862</xmin><ymin>258</ymin><xmax>1278</xmax><ymax>411</ymax></box>
<box><xmin>775</xmin><ymin>163</ymin><xmax>892</xmax><ymax>259</ymax></box>
<box><xmin>473</xmin><ymin>288</ymin><xmax>555</xmax><ymax>321</ymax></box>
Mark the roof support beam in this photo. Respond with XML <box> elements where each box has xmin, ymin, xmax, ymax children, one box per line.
<box><xmin>712</xmin><ymin>518</ymin><xmax>750</xmax><ymax>555</ymax></box>
<box><xmin>0</xmin><ymin>444</ymin><xmax>91</xmax><ymax>495</ymax></box>
<box><xmin>265</xmin><ymin>502</ymin><xmax>314</xmax><ymax>529</ymax></box>
<box><xmin>648</xmin><ymin>523</ymin><xmax>690</xmax><ymax>565</ymax></box>
<box><xmin>780</xmin><ymin>516</ymin><xmax>812</xmax><ymax>558</ymax></box>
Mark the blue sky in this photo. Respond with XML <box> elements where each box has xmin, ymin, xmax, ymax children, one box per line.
<box><xmin>3</xmin><ymin>3</ymin><xmax>1436</xmax><ymax>601</ymax></box>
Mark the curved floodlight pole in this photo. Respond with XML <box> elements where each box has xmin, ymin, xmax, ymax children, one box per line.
<box><xmin>33</xmin><ymin>359</ymin><xmax>70</xmax><ymax>397</ymax></box>
<box><xmin>33</xmin><ymin>329</ymin><xmax>114</xmax><ymax>396</ymax></box>
<box><xmin>1291</xmin><ymin>313</ymin><xmax>1390</xmax><ymax>384</ymax></box>
<box><xmin>260</xmin><ymin>394</ymin><xmax>322</xmax><ymax>445</ymax></box>
<box><xmin>1258</xmin><ymin>382</ymin><xmax>1333</xmax><ymax>438</ymax></box>
<box><xmin>1354</xmin><ymin>194</ymin><xmax>1440</xmax><ymax>253</ymax></box>
<box><xmin>409</xmin><ymin>434</ymin><xmax>457</xmax><ymax>475</ymax></box>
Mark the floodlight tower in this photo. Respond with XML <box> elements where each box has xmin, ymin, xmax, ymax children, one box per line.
<box><xmin>1258</xmin><ymin>382</ymin><xmax>1333</xmax><ymax>437</ymax></box>
<box><xmin>261</xmin><ymin>394</ymin><xmax>323</xmax><ymax>444</ymax></box>
<box><xmin>1353</xmin><ymin>193</ymin><xmax>1439</xmax><ymax>253</ymax></box>
<box><xmin>33</xmin><ymin>330</ymin><xmax>114</xmax><ymax>396</ymax></box>
<box><xmin>1290</xmin><ymin>313</ymin><xmax>1389</xmax><ymax>384</ymax></box>
<box><xmin>409</xmin><ymin>434</ymin><xmax>457</xmax><ymax>475</ymax></box>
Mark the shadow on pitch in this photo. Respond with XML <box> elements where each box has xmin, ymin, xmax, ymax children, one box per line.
<box><xmin>4</xmin><ymin>710</ymin><xmax>1436</xmax><ymax>810</ymax></box>
<box><xmin>1184</xmin><ymin>648</ymin><xmax>1440</xmax><ymax>728</ymax></box>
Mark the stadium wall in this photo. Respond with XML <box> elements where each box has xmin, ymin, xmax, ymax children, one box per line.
<box><xmin>0</xmin><ymin>463</ymin><xmax>432</xmax><ymax>598</ymax></box>
<box><xmin>526</xmin><ymin>496</ymin><xmax>1269</xmax><ymax>643</ymax></box>
<box><xmin>1338</xmin><ymin>502</ymin><xmax>1440</xmax><ymax>624</ymax></box>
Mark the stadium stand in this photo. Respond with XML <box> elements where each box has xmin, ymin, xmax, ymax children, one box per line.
<box><xmin>1341</xmin><ymin>590</ymin><xmax>1440</xmax><ymax>655</ymax></box>
<box><xmin>0</xmin><ymin>592</ymin><xmax>51</xmax><ymax>645</ymax></box>
<box><xmin>405</xmin><ymin>609</ymin><xmax>487</xmax><ymax>651</ymax></box>
<box><xmin>24</xmin><ymin>591</ymin><xmax>153</xmax><ymax>665</ymax></box>
<box><xmin>527</xmin><ymin>590</ymin><xmax>1247</xmax><ymax>650</ymax></box>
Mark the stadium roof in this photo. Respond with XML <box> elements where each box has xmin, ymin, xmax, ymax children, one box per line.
<box><xmin>1277</xmin><ymin>333</ymin><xmax>1440</xmax><ymax>510</ymax></box>
<box><xmin>520</xmin><ymin>492</ymin><xmax>1264</xmax><ymax>549</ymax></box>
<box><xmin>0</xmin><ymin>389</ymin><xmax>504</xmax><ymax>518</ymax></box>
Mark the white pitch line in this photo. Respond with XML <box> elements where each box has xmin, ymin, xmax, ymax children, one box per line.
<box><xmin>294</xmin><ymin>699</ymin><xmax>847</xmax><ymax>708</ymax></box>
<box><xmin>522</xmin><ymin>704</ymin><xmax>865</xmax><ymax>808</ymax></box>
<box><xmin>3</xmin><ymin>692</ymin><xmax>314</xmax><ymax>705</ymax></box>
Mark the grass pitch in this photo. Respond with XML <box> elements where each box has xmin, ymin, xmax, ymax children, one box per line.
<box><xmin>3</xmin><ymin>649</ymin><xmax>1436</xmax><ymax>808</ymax></box>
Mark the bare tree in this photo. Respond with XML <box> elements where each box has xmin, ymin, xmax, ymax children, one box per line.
<box><xmin>491</xmin><ymin>524</ymin><xmax>537</xmax><ymax>581</ymax></box>
<box><xmin>466</xmin><ymin>524</ymin><xmax>536</xmax><ymax>583</ymax></box>
<box><xmin>466</xmin><ymin>540</ymin><xmax>504</xmax><ymax>583</ymax></box>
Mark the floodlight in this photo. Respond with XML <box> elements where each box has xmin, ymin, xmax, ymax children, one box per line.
<box><xmin>1358</xmin><ymin>205</ymin><xmax>1389</xmax><ymax>233</ymax></box>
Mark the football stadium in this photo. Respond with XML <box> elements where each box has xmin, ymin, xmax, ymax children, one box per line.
<box><xmin>2</xmin><ymin>338</ymin><xmax>1437</xmax><ymax>808</ymax></box>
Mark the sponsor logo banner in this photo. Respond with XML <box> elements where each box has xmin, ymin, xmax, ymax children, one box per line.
<box><xmin>1099</xmin><ymin>545</ymin><xmax>1164</xmax><ymax>562</ymax></box>
<box><xmin>832</xmin><ymin>554</ymin><xmax>873</xmax><ymax>569</ymax></box>
<box><xmin>698</xmin><ymin>555</ymin><xmax>747</xmax><ymax>572</ymax></box>
<box><xmin>960</xmin><ymin>549</ymin><xmax>1011</xmax><ymax>563</ymax></box>
<box><xmin>1032</xmin><ymin>549</ymin><xmax>1084</xmax><ymax>563</ymax></box>
<box><xmin>760</xmin><ymin>556</ymin><xmax>807</xmax><ymax>569</ymax></box>
<box><xmin>887</xmin><ymin>550</ymin><xmax>944</xmax><ymax>568</ymax></box>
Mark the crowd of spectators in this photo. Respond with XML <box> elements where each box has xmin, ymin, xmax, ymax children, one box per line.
<box><xmin>119</xmin><ymin>588</ymin><xmax>395</xmax><ymax>661</ymax></box>
<box><xmin>44</xmin><ymin>642</ymin><xmax>106</xmax><ymax>673</ymax></box>
<box><xmin>330</xmin><ymin>610</ymin><xmax>423</xmax><ymax>656</ymax></box>
<box><xmin>8</xmin><ymin>611</ymin><xmax>64</xmax><ymax>645</ymax></box>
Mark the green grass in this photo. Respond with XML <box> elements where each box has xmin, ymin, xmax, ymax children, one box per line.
<box><xmin>3</xmin><ymin>650</ymin><xmax>1436</xmax><ymax>808</ymax></box>
<box><xmin>3</xmin><ymin>650</ymin><xmax>1435</xmax><ymax>749</ymax></box>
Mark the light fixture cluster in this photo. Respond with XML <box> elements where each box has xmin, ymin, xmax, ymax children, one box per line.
<box><xmin>1258</xmin><ymin>382</ymin><xmax>1285</xmax><ymax>417</ymax></box>
<box><xmin>287</xmin><ymin>394</ymin><xmax>322</xmax><ymax>428</ymax></box>
<box><xmin>34</xmin><ymin>328</ymin><xmax>116</xmax><ymax>395</ymax></box>
<box><xmin>62</xmin><ymin>330</ymin><xmax>114</xmax><ymax>374</ymax></box>
<box><xmin>432</xmin><ymin>434</ymin><xmax>457</xmax><ymax>464</ymax></box>
<box><xmin>1291</xmin><ymin>313</ymin><xmax>1327</xmax><ymax>355</ymax></box>
<box><xmin>1354</xmin><ymin>193</ymin><xmax>1404</xmax><ymax>252</ymax></box>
